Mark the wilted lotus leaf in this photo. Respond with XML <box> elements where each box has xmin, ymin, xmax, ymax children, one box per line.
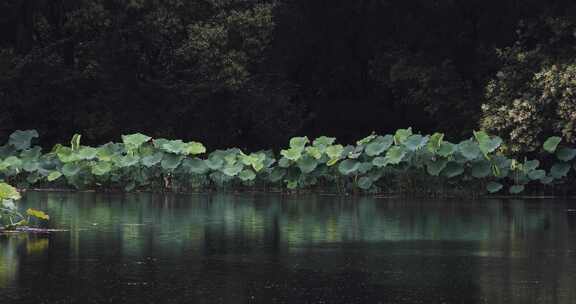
<box><xmin>9</xmin><ymin>130</ymin><xmax>39</xmax><ymax>150</ymax></box>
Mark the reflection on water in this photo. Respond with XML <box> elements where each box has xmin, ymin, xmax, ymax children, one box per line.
<box><xmin>1</xmin><ymin>192</ymin><xmax>576</xmax><ymax>303</ymax></box>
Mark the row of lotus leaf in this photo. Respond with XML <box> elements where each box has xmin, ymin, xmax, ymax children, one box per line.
<box><xmin>0</xmin><ymin>129</ymin><xmax>575</xmax><ymax>194</ymax></box>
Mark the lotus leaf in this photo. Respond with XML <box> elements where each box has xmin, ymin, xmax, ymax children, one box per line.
<box><xmin>384</xmin><ymin>146</ymin><xmax>406</xmax><ymax>165</ymax></box>
<box><xmin>338</xmin><ymin>159</ymin><xmax>360</xmax><ymax>175</ymax></box>
<box><xmin>528</xmin><ymin>169</ymin><xmax>546</xmax><ymax>180</ymax></box>
<box><xmin>160</xmin><ymin>154</ymin><xmax>183</xmax><ymax>170</ymax></box>
<box><xmin>443</xmin><ymin>162</ymin><xmax>464</xmax><ymax>178</ymax></box>
<box><xmin>543</xmin><ymin>137</ymin><xmax>562</xmax><ymax>153</ymax></box>
<box><xmin>404</xmin><ymin>135</ymin><xmax>428</xmax><ymax>151</ymax></box>
<box><xmin>122</xmin><ymin>133</ymin><xmax>151</xmax><ymax>151</ymax></box>
<box><xmin>297</xmin><ymin>155</ymin><xmax>318</xmax><ymax>174</ymax></box>
<box><xmin>365</xmin><ymin>135</ymin><xmax>393</xmax><ymax>156</ymax></box>
<box><xmin>394</xmin><ymin>128</ymin><xmax>412</xmax><ymax>145</ymax></box>
<box><xmin>471</xmin><ymin>160</ymin><xmax>492</xmax><ymax>178</ymax></box>
<box><xmin>47</xmin><ymin>171</ymin><xmax>62</xmax><ymax>181</ymax></box>
<box><xmin>458</xmin><ymin>140</ymin><xmax>481</xmax><ymax>160</ymax></box>
<box><xmin>356</xmin><ymin>133</ymin><xmax>377</xmax><ymax>146</ymax></box>
<box><xmin>509</xmin><ymin>185</ymin><xmax>525</xmax><ymax>194</ymax></box>
<box><xmin>9</xmin><ymin>130</ymin><xmax>39</xmax><ymax>150</ymax></box>
<box><xmin>92</xmin><ymin>162</ymin><xmax>112</xmax><ymax>176</ymax></box>
<box><xmin>238</xmin><ymin>169</ymin><xmax>256</xmax><ymax>181</ymax></box>
<box><xmin>0</xmin><ymin>183</ymin><xmax>20</xmax><ymax>200</ymax></box>
<box><xmin>556</xmin><ymin>147</ymin><xmax>576</xmax><ymax>162</ymax></box>
<box><xmin>289</xmin><ymin>137</ymin><xmax>309</xmax><ymax>151</ymax></box>
<box><xmin>437</xmin><ymin>142</ymin><xmax>456</xmax><ymax>157</ymax></box>
<box><xmin>141</xmin><ymin>152</ymin><xmax>164</xmax><ymax>167</ymax></box>
<box><xmin>486</xmin><ymin>181</ymin><xmax>503</xmax><ymax>193</ymax></box>
<box><xmin>550</xmin><ymin>162</ymin><xmax>571</xmax><ymax>179</ymax></box>
<box><xmin>357</xmin><ymin>176</ymin><xmax>373</xmax><ymax>190</ymax></box>
<box><xmin>426</xmin><ymin>158</ymin><xmax>448</xmax><ymax>176</ymax></box>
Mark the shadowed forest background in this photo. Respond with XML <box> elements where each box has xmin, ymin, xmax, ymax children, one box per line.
<box><xmin>1</xmin><ymin>0</ymin><xmax>576</xmax><ymax>153</ymax></box>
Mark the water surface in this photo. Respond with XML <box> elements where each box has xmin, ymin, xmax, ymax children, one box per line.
<box><xmin>1</xmin><ymin>192</ymin><xmax>576</xmax><ymax>303</ymax></box>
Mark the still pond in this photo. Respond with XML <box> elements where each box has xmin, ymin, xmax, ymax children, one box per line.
<box><xmin>1</xmin><ymin>192</ymin><xmax>576</xmax><ymax>303</ymax></box>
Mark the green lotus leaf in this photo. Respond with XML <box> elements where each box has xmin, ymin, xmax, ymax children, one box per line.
<box><xmin>404</xmin><ymin>134</ymin><xmax>428</xmax><ymax>151</ymax></box>
<box><xmin>473</xmin><ymin>130</ymin><xmax>502</xmax><ymax>156</ymax></box>
<box><xmin>20</xmin><ymin>146</ymin><xmax>42</xmax><ymax>160</ymax></box>
<box><xmin>184</xmin><ymin>142</ymin><xmax>206</xmax><ymax>155</ymax></box>
<box><xmin>523</xmin><ymin>160</ymin><xmax>540</xmax><ymax>172</ymax></box>
<box><xmin>443</xmin><ymin>162</ymin><xmax>464</xmax><ymax>178</ymax></box>
<box><xmin>326</xmin><ymin>158</ymin><xmax>339</xmax><ymax>166</ymax></box>
<box><xmin>47</xmin><ymin>171</ymin><xmax>62</xmax><ymax>181</ymax></box>
<box><xmin>357</xmin><ymin>176</ymin><xmax>373</xmax><ymax>190</ymax></box>
<box><xmin>458</xmin><ymin>140</ymin><xmax>481</xmax><ymax>160</ymax></box>
<box><xmin>437</xmin><ymin>142</ymin><xmax>456</xmax><ymax>157</ymax></box>
<box><xmin>313</xmin><ymin>136</ymin><xmax>336</xmax><ymax>148</ymax></box>
<box><xmin>3</xmin><ymin>156</ymin><xmax>22</xmax><ymax>168</ymax></box>
<box><xmin>117</xmin><ymin>155</ymin><xmax>139</xmax><ymax>168</ymax></box>
<box><xmin>540</xmin><ymin>176</ymin><xmax>554</xmax><ymax>184</ymax></box>
<box><xmin>286</xmin><ymin>180</ymin><xmax>298</xmax><ymax>189</ymax></box>
<box><xmin>365</xmin><ymin>135</ymin><xmax>393</xmax><ymax>156</ymax></box>
<box><xmin>281</xmin><ymin>148</ymin><xmax>302</xmax><ymax>161</ymax></box>
<box><xmin>141</xmin><ymin>152</ymin><xmax>163</xmax><ymax>167</ymax></box>
<box><xmin>543</xmin><ymin>137</ymin><xmax>562</xmax><ymax>153</ymax></box>
<box><xmin>297</xmin><ymin>155</ymin><xmax>318</xmax><ymax>174</ymax></box>
<box><xmin>9</xmin><ymin>130</ymin><xmax>39</xmax><ymax>150</ymax></box>
<box><xmin>528</xmin><ymin>169</ymin><xmax>546</xmax><ymax>180</ymax></box>
<box><xmin>160</xmin><ymin>139</ymin><xmax>187</xmax><ymax>154</ymax></box>
<box><xmin>427</xmin><ymin>133</ymin><xmax>444</xmax><ymax>153</ymax></box>
<box><xmin>78</xmin><ymin>147</ymin><xmax>98</xmax><ymax>160</ymax></box>
<box><xmin>55</xmin><ymin>146</ymin><xmax>78</xmax><ymax>163</ymax></box>
<box><xmin>160</xmin><ymin>154</ymin><xmax>183</xmax><ymax>170</ymax></box>
<box><xmin>509</xmin><ymin>185</ymin><xmax>525</xmax><ymax>194</ymax></box>
<box><xmin>70</xmin><ymin>134</ymin><xmax>81</xmax><ymax>151</ymax></box>
<box><xmin>205</xmin><ymin>155</ymin><xmax>224</xmax><ymax>170</ymax></box>
<box><xmin>486</xmin><ymin>181</ymin><xmax>503</xmax><ymax>193</ymax></box>
<box><xmin>356</xmin><ymin>133</ymin><xmax>377</xmax><ymax>146</ymax></box>
<box><xmin>338</xmin><ymin>159</ymin><xmax>360</xmax><ymax>175</ymax></box>
<box><xmin>0</xmin><ymin>183</ymin><xmax>21</xmax><ymax>200</ymax></box>
<box><xmin>223</xmin><ymin>163</ymin><xmax>244</xmax><ymax>177</ymax></box>
<box><xmin>289</xmin><ymin>137</ymin><xmax>309</xmax><ymax>151</ymax></box>
<box><xmin>92</xmin><ymin>162</ymin><xmax>112</xmax><ymax>176</ymax></box>
<box><xmin>394</xmin><ymin>128</ymin><xmax>412</xmax><ymax>145</ymax></box>
<box><xmin>305</xmin><ymin>146</ymin><xmax>322</xmax><ymax>159</ymax></box>
<box><xmin>269</xmin><ymin>167</ymin><xmax>286</xmax><ymax>182</ymax></box>
<box><xmin>372</xmin><ymin>156</ymin><xmax>387</xmax><ymax>168</ymax></box>
<box><xmin>358</xmin><ymin>162</ymin><xmax>374</xmax><ymax>174</ymax></box>
<box><xmin>492</xmin><ymin>155</ymin><xmax>511</xmax><ymax>177</ymax></box>
<box><xmin>550</xmin><ymin>162</ymin><xmax>571</xmax><ymax>179</ymax></box>
<box><xmin>22</xmin><ymin>159</ymin><xmax>39</xmax><ymax>172</ymax></box>
<box><xmin>278</xmin><ymin>157</ymin><xmax>291</xmax><ymax>168</ymax></box>
<box><xmin>556</xmin><ymin>147</ymin><xmax>576</xmax><ymax>162</ymax></box>
<box><xmin>326</xmin><ymin>145</ymin><xmax>344</xmax><ymax>161</ymax></box>
<box><xmin>238</xmin><ymin>169</ymin><xmax>256</xmax><ymax>181</ymax></box>
<box><xmin>384</xmin><ymin>146</ymin><xmax>407</xmax><ymax>165</ymax></box>
<box><xmin>426</xmin><ymin>158</ymin><xmax>448</xmax><ymax>176</ymax></box>
<box><xmin>179</xmin><ymin>158</ymin><xmax>208</xmax><ymax>175</ymax></box>
<box><xmin>62</xmin><ymin>163</ymin><xmax>81</xmax><ymax>177</ymax></box>
<box><xmin>96</xmin><ymin>144</ymin><xmax>118</xmax><ymax>162</ymax></box>
<box><xmin>471</xmin><ymin>160</ymin><xmax>492</xmax><ymax>178</ymax></box>
<box><xmin>122</xmin><ymin>133</ymin><xmax>151</xmax><ymax>151</ymax></box>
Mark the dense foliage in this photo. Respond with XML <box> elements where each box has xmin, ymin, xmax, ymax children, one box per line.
<box><xmin>2</xmin><ymin>1</ymin><xmax>576</xmax><ymax>149</ymax></box>
<box><xmin>1</xmin><ymin>129</ymin><xmax>575</xmax><ymax>197</ymax></box>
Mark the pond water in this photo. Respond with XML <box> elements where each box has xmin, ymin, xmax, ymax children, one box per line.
<box><xmin>1</xmin><ymin>192</ymin><xmax>576</xmax><ymax>304</ymax></box>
